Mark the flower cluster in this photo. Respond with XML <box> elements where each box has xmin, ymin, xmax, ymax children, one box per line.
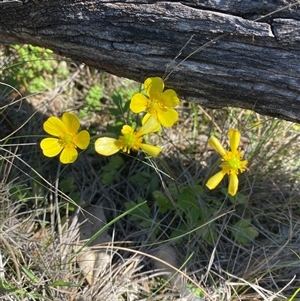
<box><xmin>39</xmin><ymin>77</ymin><xmax>248</xmax><ymax>196</ymax></box>
<box><xmin>95</xmin><ymin>76</ymin><xmax>179</xmax><ymax>157</ymax></box>
<box><xmin>40</xmin><ymin>77</ymin><xmax>179</xmax><ymax>163</ymax></box>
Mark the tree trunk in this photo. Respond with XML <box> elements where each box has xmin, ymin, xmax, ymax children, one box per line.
<box><xmin>0</xmin><ymin>0</ymin><xmax>300</xmax><ymax>122</ymax></box>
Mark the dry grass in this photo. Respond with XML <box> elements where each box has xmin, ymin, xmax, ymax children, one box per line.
<box><xmin>0</xmin><ymin>45</ymin><xmax>299</xmax><ymax>301</ymax></box>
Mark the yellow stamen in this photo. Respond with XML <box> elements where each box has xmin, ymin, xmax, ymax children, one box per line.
<box><xmin>116</xmin><ymin>132</ymin><xmax>143</xmax><ymax>154</ymax></box>
<box><xmin>147</xmin><ymin>99</ymin><xmax>163</xmax><ymax>115</ymax></box>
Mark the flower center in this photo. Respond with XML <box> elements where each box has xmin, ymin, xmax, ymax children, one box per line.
<box><xmin>60</xmin><ymin>134</ymin><xmax>75</xmax><ymax>148</ymax></box>
<box><xmin>227</xmin><ymin>156</ymin><xmax>241</xmax><ymax>170</ymax></box>
<box><xmin>123</xmin><ymin>132</ymin><xmax>136</xmax><ymax>148</ymax></box>
<box><xmin>221</xmin><ymin>150</ymin><xmax>248</xmax><ymax>174</ymax></box>
<box><xmin>117</xmin><ymin>132</ymin><xmax>143</xmax><ymax>154</ymax></box>
<box><xmin>147</xmin><ymin>98</ymin><xmax>163</xmax><ymax>115</ymax></box>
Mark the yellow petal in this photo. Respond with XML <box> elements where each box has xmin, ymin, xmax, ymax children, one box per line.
<box><xmin>43</xmin><ymin>117</ymin><xmax>66</xmax><ymax>137</ymax></box>
<box><xmin>208</xmin><ymin>136</ymin><xmax>227</xmax><ymax>157</ymax></box>
<box><xmin>130</xmin><ymin>93</ymin><xmax>148</xmax><ymax>113</ymax></box>
<box><xmin>140</xmin><ymin>143</ymin><xmax>162</xmax><ymax>157</ymax></box>
<box><xmin>228</xmin><ymin>173</ymin><xmax>239</xmax><ymax>196</ymax></box>
<box><xmin>141</xmin><ymin>113</ymin><xmax>151</xmax><ymax>124</ymax></box>
<box><xmin>74</xmin><ymin>130</ymin><xmax>90</xmax><ymax>150</ymax></box>
<box><xmin>62</xmin><ymin>112</ymin><xmax>80</xmax><ymax>134</ymax></box>
<box><xmin>157</xmin><ymin>108</ymin><xmax>178</xmax><ymax>127</ymax></box>
<box><xmin>137</xmin><ymin>116</ymin><xmax>160</xmax><ymax>137</ymax></box>
<box><xmin>40</xmin><ymin>138</ymin><xmax>63</xmax><ymax>157</ymax></box>
<box><xmin>144</xmin><ymin>77</ymin><xmax>164</xmax><ymax>98</ymax></box>
<box><xmin>228</xmin><ymin>129</ymin><xmax>241</xmax><ymax>151</ymax></box>
<box><xmin>141</xmin><ymin>113</ymin><xmax>161</xmax><ymax>132</ymax></box>
<box><xmin>206</xmin><ymin>170</ymin><xmax>226</xmax><ymax>190</ymax></box>
<box><xmin>95</xmin><ymin>137</ymin><xmax>120</xmax><ymax>156</ymax></box>
<box><xmin>121</xmin><ymin>125</ymin><xmax>134</xmax><ymax>135</ymax></box>
<box><xmin>161</xmin><ymin>89</ymin><xmax>179</xmax><ymax>107</ymax></box>
<box><xmin>60</xmin><ymin>147</ymin><xmax>78</xmax><ymax>164</ymax></box>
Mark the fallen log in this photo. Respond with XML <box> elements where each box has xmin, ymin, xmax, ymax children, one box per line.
<box><xmin>0</xmin><ymin>0</ymin><xmax>300</xmax><ymax>122</ymax></box>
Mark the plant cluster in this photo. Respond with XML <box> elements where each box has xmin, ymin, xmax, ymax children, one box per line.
<box><xmin>40</xmin><ymin>77</ymin><xmax>248</xmax><ymax>197</ymax></box>
<box><xmin>1</xmin><ymin>44</ymin><xmax>299</xmax><ymax>301</ymax></box>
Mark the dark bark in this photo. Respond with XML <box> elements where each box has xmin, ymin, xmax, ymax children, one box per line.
<box><xmin>0</xmin><ymin>0</ymin><xmax>300</xmax><ymax>122</ymax></box>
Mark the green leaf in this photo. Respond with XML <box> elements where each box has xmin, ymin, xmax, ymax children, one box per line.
<box><xmin>231</xmin><ymin>219</ymin><xmax>259</xmax><ymax>245</ymax></box>
<box><xmin>112</xmin><ymin>91</ymin><xmax>124</xmax><ymax>108</ymax></box>
<box><xmin>0</xmin><ymin>280</ymin><xmax>18</xmax><ymax>295</ymax></box>
<box><xmin>85</xmin><ymin>84</ymin><xmax>102</xmax><ymax>110</ymax></box>
<box><xmin>168</xmin><ymin>182</ymin><xmax>179</xmax><ymax>199</ymax></box>
<box><xmin>170</xmin><ymin>224</ymin><xmax>187</xmax><ymax>242</ymax></box>
<box><xmin>129</xmin><ymin>171</ymin><xmax>151</xmax><ymax>189</ymax></box>
<box><xmin>193</xmin><ymin>184</ymin><xmax>204</xmax><ymax>195</ymax></box>
<box><xmin>21</xmin><ymin>266</ymin><xmax>39</xmax><ymax>283</ymax></box>
<box><xmin>187</xmin><ymin>206</ymin><xmax>200</xmax><ymax>225</ymax></box>
<box><xmin>197</xmin><ymin>220</ymin><xmax>218</xmax><ymax>245</ymax></box>
<box><xmin>153</xmin><ymin>190</ymin><xmax>172</xmax><ymax>213</ymax></box>
<box><xmin>186</xmin><ymin>283</ymin><xmax>205</xmax><ymax>298</ymax></box>
<box><xmin>178</xmin><ymin>187</ymin><xmax>197</xmax><ymax>210</ymax></box>
<box><xmin>59</xmin><ymin>176</ymin><xmax>75</xmax><ymax>193</ymax></box>
<box><xmin>124</xmin><ymin>198</ymin><xmax>151</xmax><ymax>222</ymax></box>
<box><xmin>226</xmin><ymin>190</ymin><xmax>247</xmax><ymax>205</ymax></box>
<box><xmin>101</xmin><ymin>155</ymin><xmax>123</xmax><ymax>184</ymax></box>
<box><xmin>140</xmin><ymin>220</ymin><xmax>152</xmax><ymax>228</ymax></box>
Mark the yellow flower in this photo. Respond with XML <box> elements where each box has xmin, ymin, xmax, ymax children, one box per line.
<box><xmin>95</xmin><ymin>116</ymin><xmax>162</xmax><ymax>157</ymax></box>
<box><xmin>206</xmin><ymin>129</ymin><xmax>248</xmax><ymax>196</ymax></box>
<box><xmin>40</xmin><ymin>113</ymin><xmax>90</xmax><ymax>164</ymax></box>
<box><xmin>130</xmin><ymin>77</ymin><xmax>179</xmax><ymax>127</ymax></box>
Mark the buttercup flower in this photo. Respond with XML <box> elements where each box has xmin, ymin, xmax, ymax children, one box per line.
<box><xmin>206</xmin><ymin>129</ymin><xmax>248</xmax><ymax>196</ymax></box>
<box><xmin>40</xmin><ymin>112</ymin><xmax>90</xmax><ymax>164</ymax></box>
<box><xmin>130</xmin><ymin>77</ymin><xmax>179</xmax><ymax>127</ymax></box>
<box><xmin>95</xmin><ymin>116</ymin><xmax>162</xmax><ymax>157</ymax></box>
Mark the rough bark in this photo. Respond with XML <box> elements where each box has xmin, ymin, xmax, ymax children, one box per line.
<box><xmin>0</xmin><ymin>0</ymin><xmax>300</xmax><ymax>122</ymax></box>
